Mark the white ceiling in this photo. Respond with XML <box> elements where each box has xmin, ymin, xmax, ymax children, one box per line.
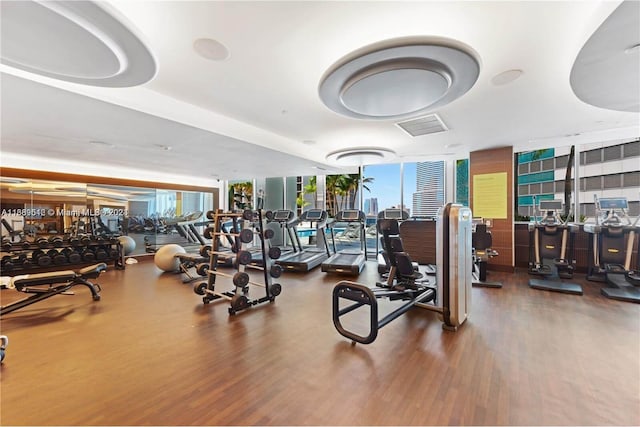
<box><xmin>1</xmin><ymin>0</ymin><xmax>639</xmax><ymax>185</ymax></box>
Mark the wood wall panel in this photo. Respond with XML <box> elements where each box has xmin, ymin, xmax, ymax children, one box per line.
<box><xmin>470</xmin><ymin>147</ymin><xmax>514</xmax><ymax>272</ymax></box>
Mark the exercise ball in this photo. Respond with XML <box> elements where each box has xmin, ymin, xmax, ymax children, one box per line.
<box><xmin>118</xmin><ymin>235</ymin><xmax>136</xmax><ymax>255</ymax></box>
<box><xmin>154</xmin><ymin>244</ymin><xmax>186</xmax><ymax>272</ymax></box>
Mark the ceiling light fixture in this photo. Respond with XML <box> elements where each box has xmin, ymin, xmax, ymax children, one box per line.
<box><xmin>319</xmin><ymin>36</ymin><xmax>480</xmax><ymax>120</ymax></box>
<box><xmin>193</xmin><ymin>38</ymin><xmax>230</xmax><ymax>61</ymax></box>
<box><xmin>0</xmin><ymin>0</ymin><xmax>157</xmax><ymax>87</ymax></box>
<box><xmin>326</xmin><ymin>147</ymin><xmax>396</xmax><ymax>166</ymax></box>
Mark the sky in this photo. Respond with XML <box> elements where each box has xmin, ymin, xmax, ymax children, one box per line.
<box><xmin>363</xmin><ymin>163</ymin><xmax>417</xmax><ymax>213</ymax></box>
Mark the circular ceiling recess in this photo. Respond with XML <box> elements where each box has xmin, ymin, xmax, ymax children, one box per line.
<box><xmin>319</xmin><ymin>36</ymin><xmax>480</xmax><ymax>120</ymax></box>
<box><xmin>0</xmin><ymin>1</ymin><xmax>157</xmax><ymax>87</ymax></box>
<box><xmin>326</xmin><ymin>147</ymin><xmax>396</xmax><ymax>166</ymax></box>
<box><xmin>193</xmin><ymin>38</ymin><xmax>230</xmax><ymax>61</ymax></box>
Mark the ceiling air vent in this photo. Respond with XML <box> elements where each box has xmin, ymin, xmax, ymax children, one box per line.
<box><xmin>396</xmin><ymin>113</ymin><xmax>448</xmax><ymax>137</ymax></box>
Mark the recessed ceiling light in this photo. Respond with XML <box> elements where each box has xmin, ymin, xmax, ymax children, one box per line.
<box><xmin>491</xmin><ymin>69</ymin><xmax>524</xmax><ymax>86</ymax></box>
<box><xmin>319</xmin><ymin>36</ymin><xmax>480</xmax><ymax>120</ymax></box>
<box><xmin>326</xmin><ymin>147</ymin><xmax>396</xmax><ymax>166</ymax></box>
<box><xmin>193</xmin><ymin>38</ymin><xmax>230</xmax><ymax>61</ymax></box>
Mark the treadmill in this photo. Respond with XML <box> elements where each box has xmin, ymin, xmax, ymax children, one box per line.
<box><xmin>250</xmin><ymin>209</ymin><xmax>300</xmax><ymax>265</ymax></box>
<box><xmin>276</xmin><ymin>209</ymin><xmax>331</xmax><ymax>272</ymax></box>
<box><xmin>322</xmin><ymin>210</ymin><xmax>367</xmax><ymax>275</ymax></box>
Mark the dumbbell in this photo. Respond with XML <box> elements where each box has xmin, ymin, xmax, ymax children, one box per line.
<box><xmin>31</xmin><ymin>249</ymin><xmax>52</xmax><ymax>266</ymax></box>
<box><xmin>1</xmin><ymin>238</ymin><xmax>12</xmax><ymax>251</ymax></box>
<box><xmin>1</xmin><ymin>255</ymin><xmax>14</xmax><ymax>271</ymax></box>
<box><xmin>68</xmin><ymin>236</ymin><xmax>81</xmax><ymax>246</ymax></box>
<box><xmin>205</xmin><ymin>227</ymin><xmax>255</xmax><ymax>244</ymax></box>
<box><xmin>48</xmin><ymin>249</ymin><xmax>67</xmax><ymax>265</ymax></box>
<box><xmin>21</xmin><ymin>241</ymin><xmax>32</xmax><ymax>250</ymax></box>
<box><xmin>48</xmin><ymin>236</ymin><xmax>64</xmax><ymax>247</ymax></box>
<box><xmin>264</xmin><ymin>210</ymin><xmax>274</xmax><ymax>221</ymax></box>
<box><xmin>80</xmin><ymin>236</ymin><xmax>92</xmax><ymax>246</ymax></box>
<box><xmin>36</xmin><ymin>237</ymin><xmax>49</xmax><ymax>248</ymax></box>
<box><xmin>81</xmin><ymin>248</ymin><xmax>96</xmax><ymax>262</ymax></box>
<box><xmin>94</xmin><ymin>246</ymin><xmax>108</xmax><ymax>261</ymax></box>
<box><xmin>68</xmin><ymin>250</ymin><xmax>82</xmax><ymax>264</ymax></box>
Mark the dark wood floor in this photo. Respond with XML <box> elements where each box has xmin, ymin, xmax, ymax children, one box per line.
<box><xmin>1</xmin><ymin>260</ymin><xmax>639</xmax><ymax>426</ymax></box>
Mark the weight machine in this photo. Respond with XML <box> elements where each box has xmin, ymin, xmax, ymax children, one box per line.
<box><xmin>332</xmin><ymin>203</ymin><xmax>473</xmax><ymax>344</ymax></box>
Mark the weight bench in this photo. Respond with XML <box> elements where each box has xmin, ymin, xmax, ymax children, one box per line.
<box><xmin>1</xmin><ymin>263</ymin><xmax>107</xmax><ymax>315</ymax></box>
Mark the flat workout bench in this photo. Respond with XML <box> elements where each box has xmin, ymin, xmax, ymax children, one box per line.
<box><xmin>1</xmin><ymin>263</ymin><xmax>107</xmax><ymax>316</ymax></box>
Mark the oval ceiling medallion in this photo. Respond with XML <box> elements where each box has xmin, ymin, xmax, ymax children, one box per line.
<box><xmin>570</xmin><ymin>0</ymin><xmax>639</xmax><ymax>112</ymax></box>
<box><xmin>319</xmin><ymin>36</ymin><xmax>480</xmax><ymax>120</ymax></box>
<box><xmin>0</xmin><ymin>1</ymin><xmax>157</xmax><ymax>87</ymax></box>
<box><xmin>326</xmin><ymin>147</ymin><xmax>396</xmax><ymax>166</ymax></box>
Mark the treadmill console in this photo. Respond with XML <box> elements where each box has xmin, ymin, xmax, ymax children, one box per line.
<box><xmin>598</xmin><ymin>198</ymin><xmax>628</xmax><ymax>210</ymax></box>
<box><xmin>337</xmin><ymin>210</ymin><xmax>364</xmax><ymax>222</ymax></box>
<box><xmin>381</xmin><ymin>209</ymin><xmax>408</xmax><ymax>220</ymax></box>
<box><xmin>273</xmin><ymin>210</ymin><xmax>294</xmax><ymax>221</ymax></box>
<box><xmin>303</xmin><ymin>209</ymin><xmax>325</xmax><ymax>221</ymax></box>
<box><xmin>539</xmin><ymin>200</ymin><xmax>563</xmax><ymax>211</ymax></box>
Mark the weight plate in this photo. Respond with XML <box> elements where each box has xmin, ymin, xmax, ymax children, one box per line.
<box><xmin>194</xmin><ymin>282</ymin><xmax>208</xmax><ymax>296</ymax></box>
<box><xmin>270</xmin><ymin>283</ymin><xmax>282</xmax><ymax>297</ymax></box>
<box><xmin>239</xmin><ymin>229</ymin><xmax>254</xmax><ymax>244</ymax></box>
<box><xmin>263</xmin><ymin>229</ymin><xmax>275</xmax><ymax>240</ymax></box>
<box><xmin>206</xmin><ymin>210</ymin><xmax>216</xmax><ymax>220</ymax></box>
<box><xmin>196</xmin><ymin>263</ymin><xmax>210</xmax><ymax>276</ymax></box>
<box><xmin>242</xmin><ymin>209</ymin><xmax>254</xmax><ymax>221</ymax></box>
<box><xmin>199</xmin><ymin>245</ymin><xmax>212</xmax><ymax>257</ymax></box>
<box><xmin>237</xmin><ymin>250</ymin><xmax>252</xmax><ymax>266</ymax></box>
<box><xmin>268</xmin><ymin>246</ymin><xmax>281</xmax><ymax>260</ymax></box>
<box><xmin>265</xmin><ymin>210</ymin><xmax>274</xmax><ymax>221</ymax></box>
<box><xmin>230</xmin><ymin>294</ymin><xmax>250</xmax><ymax>312</ymax></box>
<box><xmin>232</xmin><ymin>271</ymin><xmax>250</xmax><ymax>287</ymax></box>
<box><xmin>203</xmin><ymin>227</ymin><xmax>214</xmax><ymax>240</ymax></box>
<box><xmin>269</xmin><ymin>264</ymin><xmax>283</xmax><ymax>278</ymax></box>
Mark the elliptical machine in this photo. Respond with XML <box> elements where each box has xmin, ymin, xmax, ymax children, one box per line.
<box><xmin>528</xmin><ymin>198</ymin><xmax>582</xmax><ymax>295</ymax></box>
<box><xmin>584</xmin><ymin>195</ymin><xmax>640</xmax><ymax>303</ymax></box>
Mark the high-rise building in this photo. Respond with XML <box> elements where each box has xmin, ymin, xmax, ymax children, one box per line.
<box><xmin>412</xmin><ymin>161</ymin><xmax>445</xmax><ymax>217</ymax></box>
<box><xmin>364</xmin><ymin>197</ymin><xmax>378</xmax><ymax>216</ymax></box>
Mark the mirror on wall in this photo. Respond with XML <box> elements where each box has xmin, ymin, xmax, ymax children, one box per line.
<box><xmin>1</xmin><ymin>177</ymin><xmax>216</xmax><ymax>256</ymax></box>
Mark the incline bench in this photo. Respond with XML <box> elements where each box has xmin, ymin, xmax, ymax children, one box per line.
<box><xmin>1</xmin><ymin>263</ymin><xmax>107</xmax><ymax>316</ymax></box>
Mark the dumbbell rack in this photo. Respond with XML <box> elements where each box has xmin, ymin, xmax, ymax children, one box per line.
<box><xmin>0</xmin><ymin>236</ymin><xmax>124</xmax><ymax>275</ymax></box>
<box><xmin>193</xmin><ymin>209</ymin><xmax>282</xmax><ymax>315</ymax></box>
